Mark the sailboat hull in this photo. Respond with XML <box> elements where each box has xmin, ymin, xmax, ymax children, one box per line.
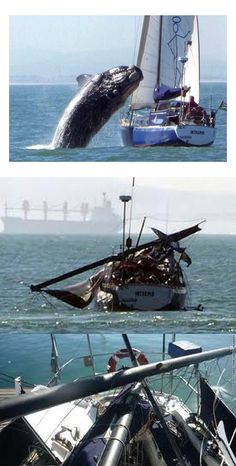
<box><xmin>121</xmin><ymin>124</ymin><xmax>216</xmax><ymax>147</ymax></box>
<box><xmin>97</xmin><ymin>284</ymin><xmax>187</xmax><ymax>311</ymax></box>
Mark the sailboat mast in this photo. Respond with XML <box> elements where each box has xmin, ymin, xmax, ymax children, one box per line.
<box><xmin>127</xmin><ymin>177</ymin><xmax>135</xmax><ymax>247</ymax></box>
<box><xmin>119</xmin><ymin>195</ymin><xmax>132</xmax><ymax>257</ymax></box>
<box><xmin>157</xmin><ymin>16</ymin><xmax>163</xmax><ymax>87</ymax></box>
<box><xmin>196</xmin><ymin>16</ymin><xmax>200</xmax><ymax>100</ymax></box>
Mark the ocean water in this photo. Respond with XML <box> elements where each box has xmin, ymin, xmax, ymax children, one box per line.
<box><xmin>0</xmin><ymin>333</ymin><xmax>235</xmax><ymax>415</ymax></box>
<box><xmin>0</xmin><ymin>234</ymin><xmax>235</xmax><ymax>333</ymax></box>
<box><xmin>9</xmin><ymin>82</ymin><xmax>226</xmax><ymax>162</ymax></box>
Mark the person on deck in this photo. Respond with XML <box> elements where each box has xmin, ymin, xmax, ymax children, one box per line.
<box><xmin>185</xmin><ymin>95</ymin><xmax>207</xmax><ymax>124</ymax></box>
<box><xmin>187</xmin><ymin>96</ymin><xmax>198</xmax><ymax>112</ymax></box>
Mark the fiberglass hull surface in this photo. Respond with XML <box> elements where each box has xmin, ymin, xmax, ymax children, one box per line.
<box><xmin>121</xmin><ymin>124</ymin><xmax>215</xmax><ymax>147</ymax></box>
<box><xmin>98</xmin><ymin>284</ymin><xmax>187</xmax><ymax>311</ymax></box>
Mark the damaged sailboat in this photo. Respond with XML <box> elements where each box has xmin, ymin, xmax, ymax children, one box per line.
<box><xmin>0</xmin><ymin>334</ymin><xmax>235</xmax><ymax>465</ymax></box>
<box><xmin>30</xmin><ymin>220</ymin><xmax>203</xmax><ymax>312</ymax></box>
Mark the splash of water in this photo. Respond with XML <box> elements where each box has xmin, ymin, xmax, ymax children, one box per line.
<box><xmin>51</xmin><ymin>91</ymin><xmax>84</xmax><ymax>149</ymax></box>
<box><xmin>26</xmin><ymin>144</ymin><xmax>54</xmax><ymax>150</ymax></box>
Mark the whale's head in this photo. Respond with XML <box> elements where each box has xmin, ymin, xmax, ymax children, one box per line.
<box><xmin>96</xmin><ymin>65</ymin><xmax>143</xmax><ymax>107</ymax></box>
<box><xmin>52</xmin><ymin>65</ymin><xmax>143</xmax><ymax>149</ymax></box>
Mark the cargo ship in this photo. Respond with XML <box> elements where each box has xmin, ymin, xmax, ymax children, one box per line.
<box><xmin>0</xmin><ymin>193</ymin><xmax>121</xmax><ymax>235</ymax></box>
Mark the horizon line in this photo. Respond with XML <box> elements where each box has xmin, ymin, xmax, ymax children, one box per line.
<box><xmin>9</xmin><ymin>80</ymin><xmax>227</xmax><ymax>86</ymax></box>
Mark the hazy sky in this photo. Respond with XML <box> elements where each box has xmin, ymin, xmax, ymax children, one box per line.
<box><xmin>9</xmin><ymin>15</ymin><xmax>227</xmax><ymax>80</ymax></box>
<box><xmin>0</xmin><ymin>177</ymin><xmax>235</xmax><ymax>234</ymax></box>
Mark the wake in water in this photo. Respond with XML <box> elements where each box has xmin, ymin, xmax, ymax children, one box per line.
<box><xmin>26</xmin><ymin>143</ymin><xmax>54</xmax><ymax>150</ymax></box>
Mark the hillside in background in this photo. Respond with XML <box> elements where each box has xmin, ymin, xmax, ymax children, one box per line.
<box><xmin>10</xmin><ymin>47</ymin><xmax>226</xmax><ymax>84</ymax></box>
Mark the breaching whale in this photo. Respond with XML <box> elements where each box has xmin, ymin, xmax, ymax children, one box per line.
<box><xmin>51</xmin><ymin>65</ymin><xmax>143</xmax><ymax>149</ymax></box>
<box><xmin>76</xmin><ymin>74</ymin><xmax>93</xmax><ymax>88</ymax></box>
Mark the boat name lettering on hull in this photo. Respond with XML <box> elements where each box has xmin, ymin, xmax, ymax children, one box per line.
<box><xmin>135</xmin><ymin>291</ymin><xmax>155</xmax><ymax>297</ymax></box>
<box><xmin>190</xmin><ymin>130</ymin><xmax>205</xmax><ymax>135</ymax></box>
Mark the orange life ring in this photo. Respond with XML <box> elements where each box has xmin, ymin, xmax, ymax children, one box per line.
<box><xmin>107</xmin><ymin>348</ymin><xmax>148</xmax><ymax>373</ymax></box>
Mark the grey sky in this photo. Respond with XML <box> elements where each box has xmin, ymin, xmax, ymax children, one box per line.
<box><xmin>9</xmin><ymin>15</ymin><xmax>226</xmax><ymax>81</ymax></box>
<box><xmin>0</xmin><ymin>177</ymin><xmax>235</xmax><ymax>234</ymax></box>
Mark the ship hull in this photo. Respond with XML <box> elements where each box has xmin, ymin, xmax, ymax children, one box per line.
<box><xmin>1</xmin><ymin>217</ymin><xmax>120</xmax><ymax>235</ymax></box>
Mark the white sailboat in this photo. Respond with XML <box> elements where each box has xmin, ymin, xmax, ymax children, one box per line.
<box><xmin>120</xmin><ymin>16</ymin><xmax>216</xmax><ymax>147</ymax></box>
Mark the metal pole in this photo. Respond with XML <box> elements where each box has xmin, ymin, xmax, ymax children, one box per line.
<box><xmin>160</xmin><ymin>333</ymin><xmax>166</xmax><ymax>393</ymax></box>
<box><xmin>123</xmin><ymin>202</ymin><xmax>126</xmax><ymax>256</ymax></box>
<box><xmin>87</xmin><ymin>333</ymin><xmax>96</xmax><ymax>376</ymax></box>
<box><xmin>136</xmin><ymin>216</ymin><xmax>146</xmax><ymax>247</ymax></box>
<box><xmin>128</xmin><ymin>178</ymin><xmax>135</xmax><ymax>239</ymax></box>
<box><xmin>119</xmin><ymin>195</ymin><xmax>132</xmax><ymax>258</ymax></box>
<box><xmin>170</xmin><ymin>333</ymin><xmax>176</xmax><ymax>396</ymax></box>
<box><xmin>122</xmin><ymin>334</ymin><xmax>187</xmax><ymax>466</ymax></box>
<box><xmin>98</xmin><ymin>384</ymin><xmax>142</xmax><ymax>466</ymax></box>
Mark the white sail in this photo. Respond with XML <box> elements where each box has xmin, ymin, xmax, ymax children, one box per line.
<box><xmin>131</xmin><ymin>15</ymin><xmax>199</xmax><ymax>110</ymax></box>
<box><xmin>183</xmin><ymin>16</ymin><xmax>200</xmax><ymax>103</ymax></box>
<box><xmin>131</xmin><ymin>16</ymin><xmax>162</xmax><ymax>110</ymax></box>
<box><xmin>216</xmin><ymin>421</ymin><xmax>236</xmax><ymax>466</ymax></box>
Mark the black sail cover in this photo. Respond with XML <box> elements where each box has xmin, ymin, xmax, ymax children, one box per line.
<box><xmin>200</xmin><ymin>377</ymin><xmax>236</xmax><ymax>454</ymax></box>
<box><xmin>42</xmin><ymin>270</ymin><xmax>106</xmax><ymax>309</ymax></box>
<box><xmin>62</xmin><ymin>386</ymin><xmax>150</xmax><ymax>466</ymax></box>
<box><xmin>44</xmin><ymin>287</ymin><xmax>94</xmax><ymax>309</ymax></box>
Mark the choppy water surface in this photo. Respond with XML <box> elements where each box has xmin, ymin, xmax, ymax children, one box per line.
<box><xmin>10</xmin><ymin>82</ymin><xmax>226</xmax><ymax>162</ymax></box>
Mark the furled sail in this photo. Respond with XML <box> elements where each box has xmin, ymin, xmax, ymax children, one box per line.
<box><xmin>62</xmin><ymin>386</ymin><xmax>150</xmax><ymax>466</ymax></box>
<box><xmin>153</xmin><ymin>85</ymin><xmax>184</xmax><ymax>102</ymax></box>
<box><xmin>131</xmin><ymin>15</ymin><xmax>198</xmax><ymax>110</ymax></box>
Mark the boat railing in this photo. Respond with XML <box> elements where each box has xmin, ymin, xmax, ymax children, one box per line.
<box><xmin>121</xmin><ymin>102</ymin><xmax>216</xmax><ymax>129</ymax></box>
<box><xmin>4</xmin><ymin>333</ymin><xmax>232</xmax><ymax>413</ymax></box>
<box><xmin>131</xmin><ymin>114</ymin><xmax>149</xmax><ymax>127</ymax></box>
<box><xmin>48</xmin><ymin>349</ymin><xmax>166</xmax><ymax>384</ymax></box>
<box><xmin>120</xmin><ymin>112</ymin><xmax>149</xmax><ymax>128</ymax></box>
<box><xmin>47</xmin><ymin>346</ymin><xmax>203</xmax><ymax>412</ymax></box>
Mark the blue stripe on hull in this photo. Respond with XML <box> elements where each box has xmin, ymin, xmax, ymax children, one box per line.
<box><xmin>133</xmin><ymin>126</ymin><xmax>179</xmax><ymax>146</ymax></box>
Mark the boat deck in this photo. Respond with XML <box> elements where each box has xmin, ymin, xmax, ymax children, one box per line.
<box><xmin>0</xmin><ymin>388</ymin><xmax>31</xmax><ymax>399</ymax></box>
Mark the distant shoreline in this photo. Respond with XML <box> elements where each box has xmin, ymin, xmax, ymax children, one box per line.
<box><xmin>9</xmin><ymin>80</ymin><xmax>227</xmax><ymax>86</ymax></box>
<box><xmin>9</xmin><ymin>81</ymin><xmax>77</xmax><ymax>86</ymax></box>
